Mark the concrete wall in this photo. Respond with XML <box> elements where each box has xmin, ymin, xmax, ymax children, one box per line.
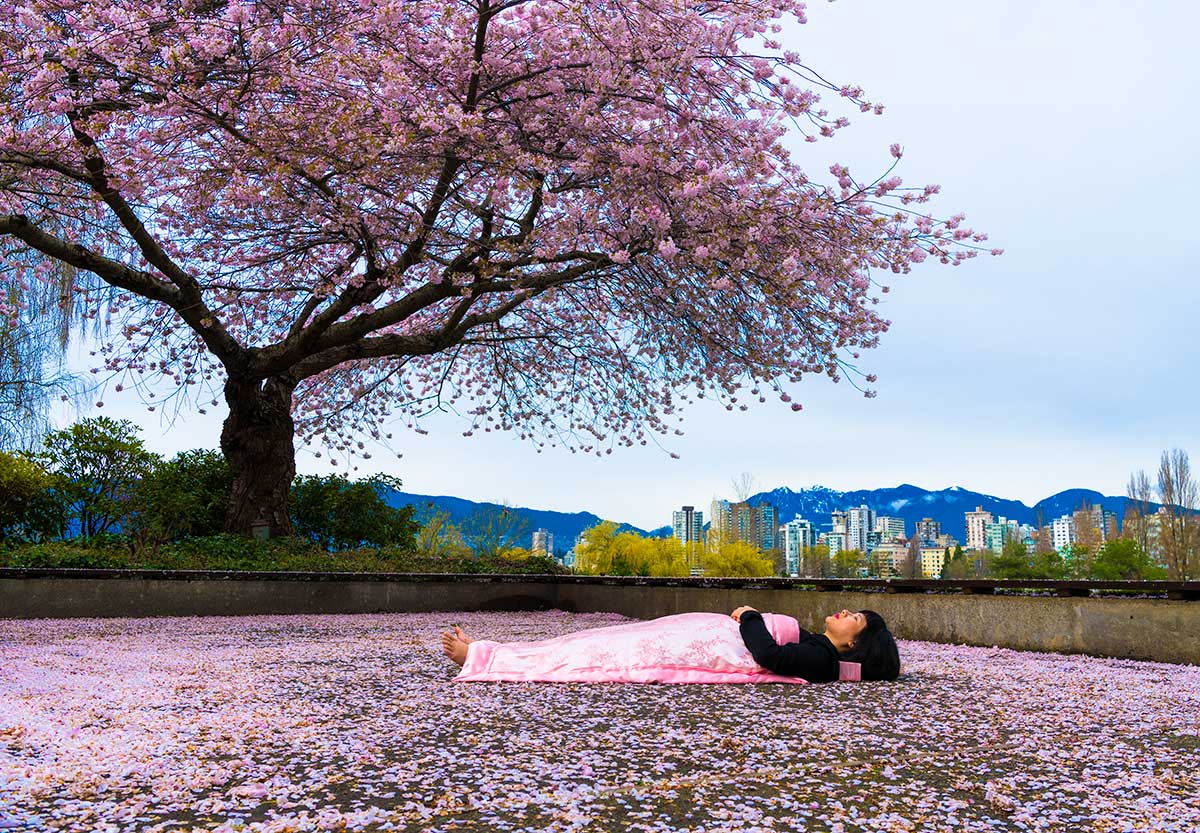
<box><xmin>2</xmin><ymin>574</ymin><xmax>1196</xmax><ymax>665</ymax></box>
<box><xmin>554</xmin><ymin>584</ymin><xmax>1199</xmax><ymax>665</ymax></box>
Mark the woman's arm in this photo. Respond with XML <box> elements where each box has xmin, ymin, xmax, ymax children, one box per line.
<box><xmin>736</xmin><ymin>610</ymin><xmax>838</xmax><ymax>682</ymax></box>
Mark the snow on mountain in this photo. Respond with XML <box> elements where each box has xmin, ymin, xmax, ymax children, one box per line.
<box><xmin>384</xmin><ymin>484</ymin><xmax>1148</xmax><ymax>553</ymax></box>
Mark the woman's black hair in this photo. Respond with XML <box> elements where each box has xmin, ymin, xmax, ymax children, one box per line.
<box><xmin>841</xmin><ymin>609</ymin><xmax>901</xmax><ymax>681</ymax></box>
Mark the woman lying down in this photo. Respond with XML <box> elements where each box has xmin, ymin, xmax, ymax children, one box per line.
<box><xmin>440</xmin><ymin>606</ymin><xmax>901</xmax><ymax>684</ymax></box>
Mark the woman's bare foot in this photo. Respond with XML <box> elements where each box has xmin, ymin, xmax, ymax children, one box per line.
<box><xmin>440</xmin><ymin>626</ymin><xmax>473</xmax><ymax>666</ymax></box>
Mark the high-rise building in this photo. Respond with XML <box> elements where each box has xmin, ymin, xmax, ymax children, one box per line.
<box><xmin>732</xmin><ymin>502</ymin><xmax>755</xmax><ymax>545</ymax></box>
<box><xmin>831</xmin><ymin>510</ymin><xmax>848</xmax><ymax>536</ymax></box>
<box><xmin>985</xmin><ymin>517</ymin><xmax>1019</xmax><ymax>552</ymax></box>
<box><xmin>753</xmin><ymin>503</ymin><xmax>779</xmax><ymax>552</ymax></box>
<box><xmin>709</xmin><ymin>499</ymin><xmax>733</xmax><ymax>544</ymax></box>
<box><xmin>568</xmin><ymin>530</ymin><xmax>591</xmax><ymax>569</ymax></box>
<box><xmin>847</xmin><ymin>505</ymin><xmax>876</xmax><ymax>552</ymax></box>
<box><xmin>1051</xmin><ymin>514</ymin><xmax>1075</xmax><ymax>551</ymax></box>
<box><xmin>875</xmin><ymin>516</ymin><xmax>906</xmax><ymax>543</ymax></box>
<box><xmin>782</xmin><ymin>518</ymin><xmax>816</xmax><ymax>575</ymax></box>
<box><xmin>672</xmin><ymin>506</ymin><xmax>704</xmax><ymax>545</ymax></box>
<box><xmin>965</xmin><ymin>506</ymin><xmax>993</xmax><ymax>550</ymax></box>
<box><xmin>713</xmin><ymin>500</ymin><xmax>779</xmax><ymax>553</ymax></box>
<box><xmin>532</xmin><ymin>528</ymin><xmax>554</xmax><ymax>557</ymax></box>
<box><xmin>672</xmin><ymin>505</ymin><xmax>705</xmax><ymax>568</ymax></box>
<box><xmin>819</xmin><ymin>531</ymin><xmax>845</xmax><ymax>556</ymax></box>
<box><xmin>1073</xmin><ymin>506</ymin><xmax>1119</xmax><ymax>548</ymax></box>
<box><xmin>916</xmin><ymin>518</ymin><xmax>941</xmax><ymax>543</ymax></box>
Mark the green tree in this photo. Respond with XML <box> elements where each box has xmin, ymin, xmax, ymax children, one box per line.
<box><xmin>289</xmin><ymin>474</ymin><xmax>417</xmax><ymax>551</ymax></box>
<box><xmin>988</xmin><ymin>539</ymin><xmax>1032</xmax><ymax>579</ymax></box>
<box><xmin>644</xmin><ymin>536</ymin><xmax>690</xmax><ymax>577</ymax></box>
<box><xmin>133</xmin><ymin>449</ymin><xmax>232</xmax><ymax>545</ymax></box>
<box><xmin>800</xmin><ymin>544</ymin><xmax>832</xmax><ymax>578</ymax></box>
<box><xmin>36</xmin><ymin>417</ymin><xmax>160</xmax><ymax>538</ymax></box>
<box><xmin>413</xmin><ymin>508</ymin><xmax>471</xmax><ymax>559</ymax></box>
<box><xmin>460</xmin><ymin>502</ymin><xmax>529</xmax><ymax>560</ymax></box>
<box><xmin>0</xmin><ymin>450</ymin><xmax>64</xmax><ymax>541</ymax></box>
<box><xmin>1062</xmin><ymin>543</ymin><xmax>1093</xmax><ymax>579</ymax></box>
<box><xmin>1029</xmin><ymin>547</ymin><xmax>1069</xmax><ymax>580</ymax></box>
<box><xmin>574</xmin><ymin>521</ymin><xmax>620</xmax><ymax>575</ymax></box>
<box><xmin>701</xmin><ymin>540</ymin><xmax>774</xmax><ymax>577</ymax></box>
<box><xmin>831</xmin><ymin>548</ymin><xmax>866</xmax><ymax>578</ymax></box>
<box><xmin>1090</xmin><ymin>538</ymin><xmax>1168</xmax><ymax>581</ymax></box>
<box><xmin>941</xmin><ymin>546</ymin><xmax>972</xmax><ymax>580</ymax></box>
<box><xmin>610</xmin><ymin>531</ymin><xmax>650</xmax><ymax>576</ymax></box>
<box><xmin>573</xmin><ymin>524</ymin><xmax>690</xmax><ymax>576</ymax></box>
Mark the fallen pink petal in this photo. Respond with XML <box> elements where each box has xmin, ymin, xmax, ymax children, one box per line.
<box><xmin>1</xmin><ymin>611</ymin><xmax>1198</xmax><ymax>832</ymax></box>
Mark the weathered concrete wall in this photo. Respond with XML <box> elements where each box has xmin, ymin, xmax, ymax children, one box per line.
<box><xmin>0</xmin><ymin>576</ymin><xmax>560</xmax><ymax>619</ymax></box>
<box><xmin>2</xmin><ymin>575</ymin><xmax>1196</xmax><ymax>665</ymax></box>
<box><xmin>553</xmin><ymin>584</ymin><xmax>1199</xmax><ymax>665</ymax></box>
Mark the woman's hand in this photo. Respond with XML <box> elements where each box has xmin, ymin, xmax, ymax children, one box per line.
<box><xmin>730</xmin><ymin>605</ymin><xmax>757</xmax><ymax>623</ymax></box>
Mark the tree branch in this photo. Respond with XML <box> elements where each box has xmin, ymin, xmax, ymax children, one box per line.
<box><xmin>285</xmin><ymin>260</ymin><xmax>608</xmax><ymax>380</ymax></box>
<box><xmin>0</xmin><ymin>214</ymin><xmax>180</xmax><ymax>304</ymax></box>
<box><xmin>268</xmin><ymin>0</ymin><xmax>505</xmax><ymax>365</ymax></box>
<box><xmin>0</xmin><ymin>214</ymin><xmax>244</xmax><ymax>362</ymax></box>
<box><xmin>66</xmin><ymin>116</ymin><xmax>200</xmax><ymax>298</ymax></box>
<box><xmin>0</xmin><ymin>152</ymin><xmax>92</xmax><ymax>184</ymax></box>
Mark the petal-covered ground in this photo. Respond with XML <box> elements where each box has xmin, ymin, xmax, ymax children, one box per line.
<box><xmin>1</xmin><ymin>611</ymin><xmax>1198</xmax><ymax>833</ymax></box>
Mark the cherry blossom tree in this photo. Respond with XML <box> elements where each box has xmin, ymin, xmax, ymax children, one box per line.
<box><xmin>0</xmin><ymin>0</ymin><xmax>997</xmax><ymax>535</ymax></box>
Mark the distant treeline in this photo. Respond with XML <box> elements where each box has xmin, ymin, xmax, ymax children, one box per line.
<box><xmin>0</xmin><ymin>417</ymin><xmax>563</xmax><ymax>574</ymax></box>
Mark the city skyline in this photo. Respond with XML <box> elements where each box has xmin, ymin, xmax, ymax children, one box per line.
<box><xmin>49</xmin><ymin>0</ymin><xmax>1200</xmax><ymax>531</ymax></box>
<box><xmin>660</xmin><ymin>497</ymin><xmax>1131</xmax><ymax>579</ymax></box>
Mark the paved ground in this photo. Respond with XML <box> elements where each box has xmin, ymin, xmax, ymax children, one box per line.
<box><xmin>1</xmin><ymin>611</ymin><xmax>1198</xmax><ymax>833</ymax></box>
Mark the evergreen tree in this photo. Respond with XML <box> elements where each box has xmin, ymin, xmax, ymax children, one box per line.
<box><xmin>989</xmin><ymin>539</ymin><xmax>1032</xmax><ymax>580</ymax></box>
<box><xmin>290</xmin><ymin>474</ymin><xmax>417</xmax><ymax>551</ymax></box>
<box><xmin>1090</xmin><ymin>538</ymin><xmax>1167</xmax><ymax>580</ymax></box>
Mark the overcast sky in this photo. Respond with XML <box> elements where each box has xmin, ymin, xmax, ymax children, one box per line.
<box><xmin>55</xmin><ymin>0</ymin><xmax>1200</xmax><ymax>530</ymax></box>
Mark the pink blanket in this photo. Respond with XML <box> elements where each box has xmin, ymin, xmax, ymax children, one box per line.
<box><xmin>452</xmin><ymin>612</ymin><xmax>810</xmax><ymax>684</ymax></box>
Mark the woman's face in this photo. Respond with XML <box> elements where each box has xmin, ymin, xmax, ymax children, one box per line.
<box><xmin>824</xmin><ymin>609</ymin><xmax>869</xmax><ymax>646</ymax></box>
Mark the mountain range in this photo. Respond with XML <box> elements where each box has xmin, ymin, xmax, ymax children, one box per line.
<box><xmin>745</xmin><ymin>484</ymin><xmax>1148</xmax><ymax>542</ymax></box>
<box><xmin>386</xmin><ymin>484</ymin><xmax>1149</xmax><ymax>552</ymax></box>
<box><xmin>386</xmin><ymin>492</ymin><xmax>662</xmax><ymax>553</ymax></box>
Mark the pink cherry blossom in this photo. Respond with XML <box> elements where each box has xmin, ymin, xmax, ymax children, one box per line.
<box><xmin>0</xmin><ymin>1</ymin><xmax>997</xmax><ymax>526</ymax></box>
<box><xmin>0</xmin><ymin>611</ymin><xmax>1196</xmax><ymax>832</ymax></box>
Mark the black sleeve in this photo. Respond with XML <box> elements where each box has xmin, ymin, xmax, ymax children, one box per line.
<box><xmin>738</xmin><ymin>610</ymin><xmax>837</xmax><ymax>682</ymax></box>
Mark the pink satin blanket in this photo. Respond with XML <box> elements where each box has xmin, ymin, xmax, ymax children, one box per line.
<box><xmin>452</xmin><ymin>611</ymin><xmax>811</xmax><ymax>684</ymax></box>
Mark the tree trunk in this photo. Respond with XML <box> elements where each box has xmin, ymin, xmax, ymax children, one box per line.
<box><xmin>221</xmin><ymin>376</ymin><xmax>297</xmax><ymax>537</ymax></box>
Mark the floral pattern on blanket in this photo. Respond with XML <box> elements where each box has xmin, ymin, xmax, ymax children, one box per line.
<box><xmin>454</xmin><ymin>611</ymin><xmax>808</xmax><ymax>684</ymax></box>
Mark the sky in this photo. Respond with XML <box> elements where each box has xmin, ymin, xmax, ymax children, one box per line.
<box><xmin>52</xmin><ymin>0</ymin><xmax>1200</xmax><ymax>530</ymax></box>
